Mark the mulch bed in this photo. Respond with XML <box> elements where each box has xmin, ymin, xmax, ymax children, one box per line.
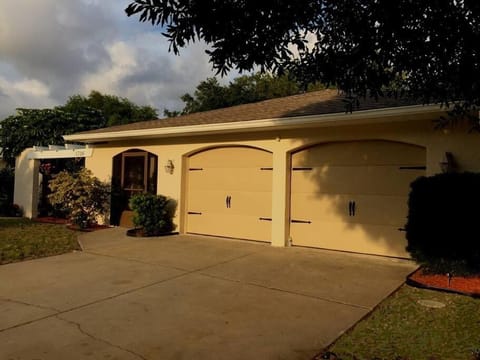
<box><xmin>407</xmin><ymin>268</ymin><xmax>480</xmax><ymax>298</ymax></box>
<box><xmin>34</xmin><ymin>217</ymin><xmax>68</xmax><ymax>224</ymax></box>
<box><xmin>66</xmin><ymin>224</ymin><xmax>110</xmax><ymax>232</ymax></box>
<box><xmin>34</xmin><ymin>217</ymin><xmax>109</xmax><ymax>232</ymax></box>
<box><xmin>126</xmin><ymin>228</ymin><xmax>179</xmax><ymax>237</ymax></box>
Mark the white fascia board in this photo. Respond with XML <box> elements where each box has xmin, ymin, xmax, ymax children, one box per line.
<box><xmin>64</xmin><ymin>104</ymin><xmax>445</xmax><ymax>143</ymax></box>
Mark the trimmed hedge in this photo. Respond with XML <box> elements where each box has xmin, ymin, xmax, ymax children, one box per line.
<box><xmin>406</xmin><ymin>172</ymin><xmax>480</xmax><ymax>274</ymax></box>
<box><xmin>129</xmin><ymin>193</ymin><xmax>176</xmax><ymax>236</ymax></box>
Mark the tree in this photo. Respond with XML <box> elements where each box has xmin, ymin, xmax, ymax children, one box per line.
<box><xmin>0</xmin><ymin>107</ymin><xmax>105</xmax><ymax>167</ymax></box>
<box><xmin>164</xmin><ymin>72</ymin><xmax>325</xmax><ymax>116</ymax></box>
<box><xmin>63</xmin><ymin>90</ymin><xmax>158</xmax><ymax>127</ymax></box>
<box><xmin>179</xmin><ymin>77</ymin><xmax>229</xmax><ymax>114</ymax></box>
<box><xmin>126</xmin><ymin>1</ymin><xmax>480</xmax><ymax>129</ymax></box>
<box><xmin>0</xmin><ymin>91</ymin><xmax>159</xmax><ymax>166</ymax></box>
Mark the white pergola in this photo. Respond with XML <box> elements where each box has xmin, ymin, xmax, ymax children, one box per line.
<box><xmin>27</xmin><ymin>144</ymin><xmax>92</xmax><ymax>159</ymax></box>
<box><xmin>15</xmin><ymin>145</ymin><xmax>93</xmax><ymax>218</ymax></box>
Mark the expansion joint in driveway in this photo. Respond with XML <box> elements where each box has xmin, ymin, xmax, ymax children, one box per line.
<box><xmin>192</xmin><ymin>251</ymin><xmax>264</xmax><ymax>272</ymax></box>
<box><xmin>56</xmin><ymin>316</ymin><xmax>148</xmax><ymax>360</ymax></box>
<box><xmin>0</xmin><ymin>296</ymin><xmax>60</xmax><ymax>313</ymax></box>
<box><xmin>198</xmin><ymin>273</ymin><xmax>371</xmax><ymax>310</ymax></box>
<box><xmin>0</xmin><ymin>271</ymin><xmax>191</xmax><ymax>334</ymax></box>
<box><xmin>83</xmin><ymin>250</ymin><xmax>191</xmax><ymax>272</ymax></box>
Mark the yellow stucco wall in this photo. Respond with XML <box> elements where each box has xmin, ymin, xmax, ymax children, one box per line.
<box><xmin>14</xmin><ymin>149</ymin><xmax>40</xmax><ymax>218</ymax></box>
<box><xmin>85</xmin><ymin>114</ymin><xmax>480</xmax><ymax>250</ymax></box>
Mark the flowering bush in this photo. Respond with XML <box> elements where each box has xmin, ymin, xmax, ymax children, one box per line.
<box><xmin>39</xmin><ymin>162</ymin><xmax>55</xmax><ymax>175</ymax></box>
<box><xmin>48</xmin><ymin>169</ymin><xmax>110</xmax><ymax>228</ymax></box>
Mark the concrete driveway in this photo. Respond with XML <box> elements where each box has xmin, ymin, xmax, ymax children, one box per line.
<box><xmin>0</xmin><ymin>228</ymin><xmax>416</xmax><ymax>360</ymax></box>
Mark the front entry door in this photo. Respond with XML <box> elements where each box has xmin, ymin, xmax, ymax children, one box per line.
<box><xmin>121</xmin><ymin>152</ymin><xmax>148</xmax><ymax>206</ymax></box>
<box><xmin>111</xmin><ymin>149</ymin><xmax>158</xmax><ymax>225</ymax></box>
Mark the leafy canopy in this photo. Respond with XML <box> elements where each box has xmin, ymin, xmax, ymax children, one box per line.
<box><xmin>64</xmin><ymin>90</ymin><xmax>158</xmax><ymax>127</ymax></box>
<box><xmin>0</xmin><ymin>107</ymin><xmax>105</xmax><ymax>167</ymax></box>
<box><xmin>0</xmin><ymin>90</ymin><xmax>159</xmax><ymax>166</ymax></box>
<box><xmin>126</xmin><ymin>1</ymin><xmax>480</xmax><ymax>113</ymax></box>
<box><xmin>164</xmin><ymin>72</ymin><xmax>325</xmax><ymax>116</ymax></box>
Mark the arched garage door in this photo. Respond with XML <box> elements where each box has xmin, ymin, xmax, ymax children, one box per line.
<box><xmin>290</xmin><ymin>140</ymin><xmax>426</xmax><ymax>257</ymax></box>
<box><xmin>186</xmin><ymin>147</ymin><xmax>272</xmax><ymax>242</ymax></box>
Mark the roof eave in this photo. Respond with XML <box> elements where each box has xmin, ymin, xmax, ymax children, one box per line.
<box><xmin>64</xmin><ymin>104</ymin><xmax>444</xmax><ymax>144</ymax></box>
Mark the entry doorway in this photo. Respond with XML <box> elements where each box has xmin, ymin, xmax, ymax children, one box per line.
<box><xmin>111</xmin><ymin>149</ymin><xmax>158</xmax><ymax>225</ymax></box>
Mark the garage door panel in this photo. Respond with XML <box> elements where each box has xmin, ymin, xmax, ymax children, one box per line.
<box><xmin>290</xmin><ymin>221</ymin><xmax>409</xmax><ymax>257</ymax></box>
<box><xmin>290</xmin><ymin>140</ymin><xmax>425</xmax><ymax>257</ymax></box>
<box><xmin>292</xmin><ymin>141</ymin><xmax>426</xmax><ymax>167</ymax></box>
<box><xmin>189</xmin><ymin>147</ymin><xmax>272</xmax><ymax>168</ymax></box>
<box><xmin>291</xmin><ymin>166</ymin><xmax>423</xmax><ymax>196</ymax></box>
<box><xmin>187</xmin><ymin>213</ymin><xmax>271</xmax><ymax>242</ymax></box>
<box><xmin>291</xmin><ymin>193</ymin><xmax>408</xmax><ymax>227</ymax></box>
<box><xmin>188</xmin><ymin>168</ymin><xmax>272</xmax><ymax>192</ymax></box>
<box><xmin>188</xmin><ymin>190</ymin><xmax>272</xmax><ymax>216</ymax></box>
<box><xmin>187</xmin><ymin>147</ymin><xmax>272</xmax><ymax>242</ymax></box>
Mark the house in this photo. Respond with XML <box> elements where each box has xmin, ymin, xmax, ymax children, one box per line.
<box><xmin>14</xmin><ymin>89</ymin><xmax>480</xmax><ymax>258</ymax></box>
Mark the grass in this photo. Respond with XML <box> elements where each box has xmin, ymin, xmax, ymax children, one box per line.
<box><xmin>0</xmin><ymin>218</ymin><xmax>81</xmax><ymax>264</ymax></box>
<box><xmin>328</xmin><ymin>285</ymin><xmax>480</xmax><ymax>360</ymax></box>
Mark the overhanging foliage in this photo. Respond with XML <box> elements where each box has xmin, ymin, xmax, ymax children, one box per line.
<box><xmin>126</xmin><ymin>1</ymin><xmax>480</xmax><ymax>128</ymax></box>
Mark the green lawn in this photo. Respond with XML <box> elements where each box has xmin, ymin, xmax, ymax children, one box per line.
<box><xmin>327</xmin><ymin>285</ymin><xmax>480</xmax><ymax>360</ymax></box>
<box><xmin>0</xmin><ymin>218</ymin><xmax>81</xmax><ymax>264</ymax></box>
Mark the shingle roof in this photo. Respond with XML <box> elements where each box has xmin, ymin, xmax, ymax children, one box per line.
<box><xmin>76</xmin><ymin>89</ymin><xmax>416</xmax><ymax>135</ymax></box>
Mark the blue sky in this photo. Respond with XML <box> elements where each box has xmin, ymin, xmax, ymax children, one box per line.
<box><xmin>0</xmin><ymin>0</ymin><xmax>238</xmax><ymax>119</ymax></box>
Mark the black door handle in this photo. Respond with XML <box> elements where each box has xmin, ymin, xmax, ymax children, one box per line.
<box><xmin>348</xmin><ymin>201</ymin><xmax>356</xmax><ymax>216</ymax></box>
<box><xmin>225</xmin><ymin>195</ymin><xmax>231</xmax><ymax>208</ymax></box>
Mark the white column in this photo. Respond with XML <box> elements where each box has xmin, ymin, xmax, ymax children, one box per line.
<box><xmin>14</xmin><ymin>148</ymin><xmax>39</xmax><ymax>218</ymax></box>
<box><xmin>270</xmin><ymin>146</ymin><xmax>290</xmax><ymax>247</ymax></box>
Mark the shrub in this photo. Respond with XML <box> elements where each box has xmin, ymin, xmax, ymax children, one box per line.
<box><xmin>129</xmin><ymin>193</ymin><xmax>176</xmax><ymax>236</ymax></box>
<box><xmin>405</xmin><ymin>172</ymin><xmax>480</xmax><ymax>274</ymax></box>
<box><xmin>48</xmin><ymin>169</ymin><xmax>110</xmax><ymax>228</ymax></box>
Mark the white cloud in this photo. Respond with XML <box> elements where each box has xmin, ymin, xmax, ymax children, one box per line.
<box><xmin>0</xmin><ymin>76</ymin><xmax>56</xmax><ymax>118</ymax></box>
<box><xmin>80</xmin><ymin>33</ymin><xmax>231</xmax><ymax>114</ymax></box>
<box><xmin>0</xmin><ymin>0</ymin><xmax>237</xmax><ymax>120</ymax></box>
<box><xmin>82</xmin><ymin>41</ymin><xmax>138</xmax><ymax>94</ymax></box>
<box><xmin>11</xmin><ymin>79</ymin><xmax>50</xmax><ymax>98</ymax></box>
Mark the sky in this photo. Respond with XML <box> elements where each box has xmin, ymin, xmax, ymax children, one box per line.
<box><xmin>0</xmin><ymin>0</ymin><xmax>237</xmax><ymax>120</ymax></box>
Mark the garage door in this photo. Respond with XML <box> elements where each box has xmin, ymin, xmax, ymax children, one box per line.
<box><xmin>290</xmin><ymin>140</ymin><xmax>426</xmax><ymax>257</ymax></box>
<box><xmin>186</xmin><ymin>147</ymin><xmax>272</xmax><ymax>242</ymax></box>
